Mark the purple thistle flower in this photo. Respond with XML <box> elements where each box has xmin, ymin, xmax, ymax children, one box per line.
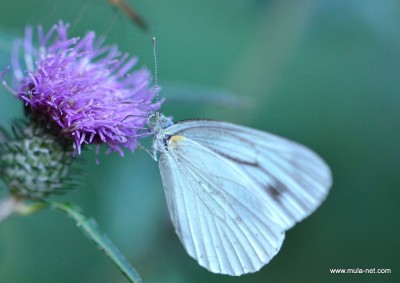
<box><xmin>11</xmin><ymin>21</ymin><xmax>160</xmax><ymax>156</ymax></box>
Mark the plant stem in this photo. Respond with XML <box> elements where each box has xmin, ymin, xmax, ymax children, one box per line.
<box><xmin>49</xmin><ymin>201</ymin><xmax>142</xmax><ymax>283</ymax></box>
<box><xmin>0</xmin><ymin>195</ymin><xmax>22</xmax><ymax>224</ymax></box>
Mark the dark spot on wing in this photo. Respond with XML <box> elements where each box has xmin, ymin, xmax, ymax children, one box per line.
<box><xmin>265</xmin><ymin>183</ymin><xmax>284</xmax><ymax>200</ymax></box>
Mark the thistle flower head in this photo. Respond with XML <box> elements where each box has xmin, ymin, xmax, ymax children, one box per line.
<box><xmin>0</xmin><ymin>121</ymin><xmax>75</xmax><ymax>199</ymax></box>
<box><xmin>11</xmin><ymin>21</ymin><xmax>159</xmax><ymax>155</ymax></box>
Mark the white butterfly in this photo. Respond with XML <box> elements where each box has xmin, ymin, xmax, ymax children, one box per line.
<box><xmin>148</xmin><ymin>112</ymin><xmax>332</xmax><ymax>276</ymax></box>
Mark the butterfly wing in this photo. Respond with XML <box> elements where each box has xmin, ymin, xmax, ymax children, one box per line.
<box><xmin>159</xmin><ymin>136</ymin><xmax>285</xmax><ymax>275</ymax></box>
<box><xmin>164</xmin><ymin>120</ymin><xmax>332</xmax><ymax>230</ymax></box>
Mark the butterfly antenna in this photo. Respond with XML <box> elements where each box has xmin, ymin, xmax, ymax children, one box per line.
<box><xmin>152</xmin><ymin>37</ymin><xmax>159</xmax><ymax>110</ymax></box>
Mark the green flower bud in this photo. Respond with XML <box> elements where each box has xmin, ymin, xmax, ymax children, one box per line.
<box><xmin>0</xmin><ymin>121</ymin><xmax>75</xmax><ymax>199</ymax></box>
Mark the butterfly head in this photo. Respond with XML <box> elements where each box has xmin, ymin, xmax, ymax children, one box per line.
<box><xmin>147</xmin><ymin>112</ymin><xmax>173</xmax><ymax>132</ymax></box>
<box><xmin>147</xmin><ymin>112</ymin><xmax>173</xmax><ymax>160</ymax></box>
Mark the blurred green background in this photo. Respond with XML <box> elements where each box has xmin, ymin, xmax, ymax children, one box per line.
<box><xmin>0</xmin><ymin>0</ymin><xmax>399</xmax><ymax>282</ymax></box>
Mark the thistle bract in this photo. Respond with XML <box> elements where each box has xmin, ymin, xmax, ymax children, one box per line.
<box><xmin>0</xmin><ymin>122</ymin><xmax>74</xmax><ymax>199</ymax></box>
<box><xmin>12</xmin><ymin>21</ymin><xmax>159</xmax><ymax>155</ymax></box>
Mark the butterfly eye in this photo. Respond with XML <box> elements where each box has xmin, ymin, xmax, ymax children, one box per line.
<box><xmin>147</xmin><ymin>114</ymin><xmax>159</xmax><ymax>128</ymax></box>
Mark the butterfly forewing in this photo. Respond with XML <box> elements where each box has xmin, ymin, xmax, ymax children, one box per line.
<box><xmin>164</xmin><ymin>120</ymin><xmax>332</xmax><ymax>230</ymax></box>
<box><xmin>159</xmin><ymin>136</ymin><xmax>285</xmax><ymax>275</ymax></box>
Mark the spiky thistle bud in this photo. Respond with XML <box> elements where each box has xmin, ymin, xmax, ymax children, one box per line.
<box><xmin>0</xmin><ymin>121</ymin><xmax>75</xmax><ymax>199</ymax></box>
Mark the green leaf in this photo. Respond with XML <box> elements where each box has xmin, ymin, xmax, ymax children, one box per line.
<box><xmin>49</xmin><ymin>201</ymin><xmax>142</xmax><ymax>283</ymax></box>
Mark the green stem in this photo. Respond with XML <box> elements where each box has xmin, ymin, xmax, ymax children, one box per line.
<box><xmin>0</xmin><ymin>195</ymin><xmax>22</xmax><ymax>224</ymax></box>
<box><xmin>49</xmin><ymin>201</ymin><xmax>142</xmax><ymax>283</ymax></box>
